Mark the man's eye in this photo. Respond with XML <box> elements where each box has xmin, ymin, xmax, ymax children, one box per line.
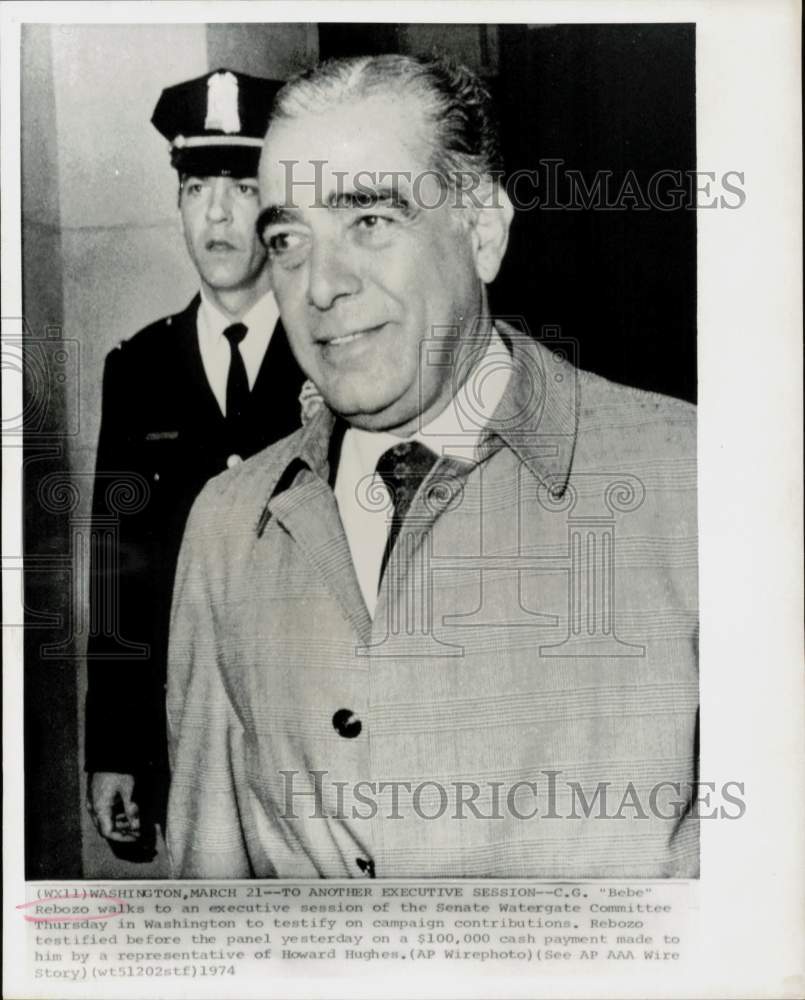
<box><xmin>265</xmin><ymin>231</ymin><xmax>307</xmax><ymax>255</ymax></box>
<box><xmin>184</xmin><ymin>182</ymin><xmax>205</xmax><ymax>197</ymax></box>
<box><xmin>355</xmin><ymin>214</ymin><xmax>392</xmax><ymax>231</ymax></box>
<box><xmin>236</xmin><ymin>184</ymin><xmax>258</xmax><ymax>198</ymax></box>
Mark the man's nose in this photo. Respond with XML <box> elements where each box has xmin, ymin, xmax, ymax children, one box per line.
<box><xmin>205</xmin><ymin>178</ymin><xmax>232</xmax><ymax>223</ymax></box>
<box><xmin>307</xmin><ymin>237</ymin><xmax>362</xmax><ymax>310</ymax></box>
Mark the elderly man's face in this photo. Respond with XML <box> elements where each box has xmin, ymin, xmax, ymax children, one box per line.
<box><xmin>258</xmin><ymin>94</ymin><xmax>490</xmax><ymax>435</ymax></box>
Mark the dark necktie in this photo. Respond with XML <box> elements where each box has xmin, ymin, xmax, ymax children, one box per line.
<box><xmin>223</xmin><ymin>322</ymin><xmax>249</xmax><ymax>426</ymax></box>
<box><xmin>375</xmin><ymin>440</ymin><xmax>438</xmax><ymax>589</ymax></box>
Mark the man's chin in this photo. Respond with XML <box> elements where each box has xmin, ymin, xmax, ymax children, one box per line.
<box><xmin>341</xmin><ymin>411</ymin><xmax>396</xmax><ymax>433</ymax></box>
<box><xmin>322</xmin><ymin>387</ymin><xmax>408</xmax><ymax>433</ymax></box>
<box><xmin>200</xmin><ymin>268</ymin><xmax>244</xmax><ymax>289</ymax></box>
<box><xmin>335</xmin><ymin>404</ymin><xmax>420</xmax><ymax>437</ymax></box>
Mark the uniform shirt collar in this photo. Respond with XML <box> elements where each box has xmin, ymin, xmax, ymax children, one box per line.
<box><xmin>198</xmin><ymin>288</ymin><xmax>278</xmax><ymax>343</ymax></box>
<box><xmin>196</xmin><ymin>289</ymin><xmax>280</xmax><ymax>413</ymax></box>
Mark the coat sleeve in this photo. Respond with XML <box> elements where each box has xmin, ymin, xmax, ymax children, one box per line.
<box><xmin>85</xmin><ymin>346</ymin><xmax>161</xmax><ymax>775</ymax></box>
<box><xmin>165</xmin><ymin>491</ymin><xmax>254</xmax><ymax>878</ymax></box>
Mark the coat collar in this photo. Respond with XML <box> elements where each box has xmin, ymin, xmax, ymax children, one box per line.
<box><xmin>478</xmin><ymin>321</ymin><xmax>579</xmax><ymax>495</ymax></box>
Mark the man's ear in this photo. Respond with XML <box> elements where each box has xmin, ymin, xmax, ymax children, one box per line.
<box><xmin>470</xmin><ymin>181</ymin><xmax>514</xmax><ymax>285</ymax></box>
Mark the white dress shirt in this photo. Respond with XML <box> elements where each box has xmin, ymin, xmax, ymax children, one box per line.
<box><xmin>197</xmin><ymin>290</ymin><xmax>280</xmax><ymax>416</ymax></box>
<box><xmin>334</xmin><ymin>328</ymin><xmax>515</xmax><ymax>616</ymax></box>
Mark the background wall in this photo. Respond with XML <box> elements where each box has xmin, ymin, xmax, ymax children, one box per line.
<box><xmin>22</xmin><ymin>21</ymin><xmax>695</xmax><ymax>879</ymax></box>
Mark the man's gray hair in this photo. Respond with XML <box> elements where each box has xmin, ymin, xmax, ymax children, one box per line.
<box><xmin>271</xmin><ymin>53</ymin><xmax>503</xmax><ymax>191</ymax></box>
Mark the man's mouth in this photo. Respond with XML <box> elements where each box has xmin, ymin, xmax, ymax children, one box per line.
<box><xmin>206</xmin><ymin>239</ymin><xmax>237</xmax><ymax>252</ymax></box>
<box><xmin>320</xmin><ymin>324</ymin><xmax>387</xmax><ymax>347</ymax></box>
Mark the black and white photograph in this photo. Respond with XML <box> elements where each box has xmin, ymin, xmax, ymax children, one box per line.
<box><xmin>22</xmin><ymin>17</ymin><xmax>700</xmax><ymax>882</ymax></box>
<box><xmin>2</xmin><ymin>2</ymin><xmax>802</xmax><ymax>998</ymax></box>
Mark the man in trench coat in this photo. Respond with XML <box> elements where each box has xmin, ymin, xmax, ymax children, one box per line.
<box><xmin>166</xmin><ymin>54</ymin><xmax>699</xmax><ymax>879</ymax></box>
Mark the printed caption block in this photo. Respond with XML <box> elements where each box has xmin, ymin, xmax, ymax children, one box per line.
<box><xmin>20</xmin><ymin>881</ymin><xmax>697</xmax><ymax>987</ymax></box>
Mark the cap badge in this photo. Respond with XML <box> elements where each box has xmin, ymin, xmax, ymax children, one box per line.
<box><xmin>205</xmin><ymin>71</ymin><xmax>241</xmax><ymax>134</ymax></box>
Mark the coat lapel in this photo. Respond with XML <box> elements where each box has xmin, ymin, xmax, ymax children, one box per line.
<box><xmin>174</xmin><ymin>295</ymin><xmax>228</xmax><ymax>430</ymax></box>
<box><xmin>251</xmin><ymin>316</ymin><xmax>293</xmax><ymax>397</ymax></box>
<box><xmin>267</xmin><ymin>470</ymin><xmax>373</xmax><ymax>646</ymax></box>
<box><xmin>248</xmin><ymin>317</ymin><xmax>305</xmax><ymax>439</ymax></box>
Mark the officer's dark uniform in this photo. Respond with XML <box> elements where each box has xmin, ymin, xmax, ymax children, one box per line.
<box><xmin>85</xmin><ymin>69</ymin><xmax>305</xmax><ymax>857</ymax></box>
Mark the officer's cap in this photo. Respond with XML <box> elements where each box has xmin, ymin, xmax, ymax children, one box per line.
<box><xmin>151</xmin><ymin>68</ymin><xmax>281</xmax><ymax>178</ymax></box>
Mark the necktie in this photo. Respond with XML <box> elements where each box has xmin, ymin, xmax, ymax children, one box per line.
<box><xmin>375</xmin><ymin>440</ymin><xmax>438</xmax><ymax>589</ymax></box>
<box><xmin>223</xmin><ymin>323</ymin><xmax>249</xmax><ymax>426</ymax></box>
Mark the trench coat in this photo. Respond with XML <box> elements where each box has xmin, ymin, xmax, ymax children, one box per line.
<box><xmin>166</xmin><ymin>325</ymin><xmax>699</xmax><ymax>878</ymax></box>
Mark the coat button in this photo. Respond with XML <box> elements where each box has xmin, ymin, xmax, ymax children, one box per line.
<box><xmin>226</xmin><ymin>454</ymin><xmax>242</xmax><ymax>469</ymax></box>
<box><xmin>332</xmin><ymin>709</ymin><xmax>361</xmax><ymax>739</ymax></box>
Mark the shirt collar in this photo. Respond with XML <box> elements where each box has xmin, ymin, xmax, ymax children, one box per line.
<box><xmin>198</xmin><ymin>288</ymin><xmax>277</xmax><ymax>342</ymax></box>
<box><xmin>339</xmin><ymin>326</ymin><xmax>514</xmax><ymax>480</ymax></box>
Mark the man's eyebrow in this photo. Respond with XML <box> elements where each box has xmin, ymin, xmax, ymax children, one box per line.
<box><xmin>257</xmin><ymin>205</ymin><xmax>300</xmax><ymax>230</ymax></box>
<box><xmin>327</xmin><ymin>187</ymin><xmax>414</xmax><ymax>213</ymax></box>
<box><xmin>256</xmin><ymin>188</ymin><xmax>415</xmax><ymax>233</ymax></box>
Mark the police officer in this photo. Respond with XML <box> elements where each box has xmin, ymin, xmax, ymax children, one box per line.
<box><xmin>85</xmin><ymin>68</ymin><xmax>305</xmax><ymax>859</ymax></box>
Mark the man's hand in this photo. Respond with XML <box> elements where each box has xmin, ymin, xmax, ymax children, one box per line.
<box><xmin>87</xmin><ymin>772</ymin><xmax>140</xmax><ymax>842</ymax></box>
